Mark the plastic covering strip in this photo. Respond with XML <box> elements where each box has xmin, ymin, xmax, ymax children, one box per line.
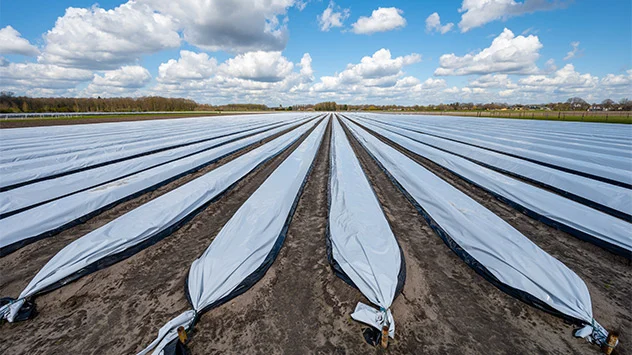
<box><xmin>0</xmin><ymin>117</ymin><xmax>307</xmax><ymax>216</ymax></box>
<box><xmin>341</xmin><ymin>117</ymin><xmax>608</xmax><ymax>343</ymax></box>
<box><xmin>350</xmin><ymin>116</ymin><xmax>632</xmax><ymax>220</ymax></box>
<box><xmin>386</xmin><ymin>115</ymin><xmax>631</xmax><ymax>158</ymax></box>
<box><xmin>0</xmin><ymin>116</ymin><xmax>303</xmax><ymax>190</ymax></box>
<box><xmin>328</xmin><ymin>118</ymin><xmax>403</xmax><ymax>338</ymax></box>
<box><xmin>358</xmin><ymin>114</ymin><xmax>632</xmax><ymax>187</ymax></box>
<box><xmin>379</xmin><ymin>114</ymin><xmax>631</xmax><ymax>145</ymax></box>
<box><xmin>0</xmin><ymin>118</ymin><xmax>314</xmax><ymax>256</ymax></box>
<box><xmin>0</xmin><ymin>113</ymin><xmax>306</xmax><ymax>162</ymax></box>
<box><xmin>2</xmin><ymin>118</ymin><xmax>318</xmax><ymax>314</ymax></box>
<box><xmin>138</xmin><ymin>118</ymin><xmax>328</xmax><ymax>355</ymax></box>
<box><xmin>351</xmin><ymin>116</ymin><xmax>632</xmax><ymax>258</ymax></box>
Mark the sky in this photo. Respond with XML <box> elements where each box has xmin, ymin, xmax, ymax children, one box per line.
<box><xmin>0</xmin><ymin>0</ymin><xmax>630</xmax><ymax>105</ymax></box>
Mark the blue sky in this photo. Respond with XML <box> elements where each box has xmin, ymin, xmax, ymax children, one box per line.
<box><xmin>0</xmin><ymin>0</ymin><xmax>630</xmax><ymax>105</ymax></box>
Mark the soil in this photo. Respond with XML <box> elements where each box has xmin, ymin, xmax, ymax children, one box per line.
<box><xmin>0</xmin><ymin>114</ymin><xmax>629</xmax><ymax>355</ymax></box>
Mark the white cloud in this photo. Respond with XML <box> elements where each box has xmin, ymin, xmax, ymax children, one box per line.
<box><xmin>149</xmin><ymin>51</ymin><xmax>314</xmax><ymax>105</ymax></box>
<box><xmin>91</xmin><ymin>65</ymin><xmax>152</xmax><ymax>88</ymax></box>
<box><xmin>459</xmin><ymin>0</ymin><xmax>567</xmax><ymax>32</ymax></box>
<box><xmin>158</xmin><ymin>51</ymin><xmax>217</xmax><ymax>84</ymax></box>
<box><xmin>351</xmin><ymin>7</ymin><xmax>406</xmax><ymax>34</ymax></box>
<box><xmin>318</xmin><ymin>1</ymin><xmax>350</xmax><ymax>31</ymax></box>
<box><xmin>435</xmin><ymin>28</ymin><xmax>542</xmax><ymax>76</ymax></box>
<box><xmin>147</xmin><ymin>0</ymin><xmax>297</xmax><ymax>53</ymax></box>
<box><xmin>299</xmin><ymin>53</ymin><xmax>314</xmax><ymax>79</ymax></box>
<box><xmin>84</xmin><ymin>65</ymin><xmax>152</xmax><ymax>97</ymax></box>
<box><xmin>518</xmin><ymin>64</ymin><xmax>598</xmax><ymax>93</ymax></box>
<box><xmin>220</xmin><ymin>51</ymin><xmax>294</xmax><ymax>82</ymax></box>
<box><xmin>425</xmin><ymin>13</ymin><xmax>454</xmax><ymax>34</ymax></box>
<box><xmin>601</xmin><ymin>70</ymin><xmax>632</xmax><ymax>87</ymax></box>
<box><xmin>40</xmin><ymin>3</ymin><xmax>181</xmax><ymax>70</ymax></box>
<box><xmin>311</xmin><ymin>48</ymin><xmax>420</xmax><ymax>99</ymax></box>
<box><xmin>563</xmin><ymin>41</ymin><xmax>581</xmax><ymax>60</ymax></box>
<box><xmin>469</xmin><ymin>74</ymin><xmax>516</xmax><ymax>88</ymax></box>
<box><xmin>0</xmin><ymin>26</ymin><xmax>40</xmax><ymax>56</ymax></box>
<box><xmin>0</xmin><ymin>62</ymin><xmax>92</xmax><ymax>90</ymax></box>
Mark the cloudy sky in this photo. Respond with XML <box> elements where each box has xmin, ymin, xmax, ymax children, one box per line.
<box><xmin>0</xmin><ymin>0</ymin><xmax>630</xmax><ymax>105</ymax></box>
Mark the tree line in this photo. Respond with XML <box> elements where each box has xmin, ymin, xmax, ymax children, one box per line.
<box><xmin>0</xmin><ymin>92</ymin><xmax>271</xmax><ymax>113</ymax></box>
<box><xmin>2</xmin><ymin>92</ymin><xmax>630</xmax><ymax>113</ymax></box>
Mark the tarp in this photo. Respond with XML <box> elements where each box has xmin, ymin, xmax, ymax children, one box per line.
<box><xmin>341</xmin><ymin>117</ymin><xmax>610</xmax><ymax>346</ymax></box>
<box><xmin>0</xmin><ymin>115</ymin><xmax>303</xmax><ymax>190</ymax></box>
<box><xmin>349</xmin><ymin>116</ymin><xmax>632</xmax><ymax>258</ymax></box>
<box><xmin>0</xmin><ymin>117</ymin><xmax>307</xmax><ymax>217</ymax></box>
<box><xmin>0</xmin><ymin>113</ymin><xmax>307</xmax><ymax>163</ymax></box>
<box><xmin>349</xmin><ymin>116</ymin><xmax>632</xmax><ymax>220</ymax></box>
<box><xmin>367</xmin><ymin>114</ymin><xmax>631</xmax><ymax>151</ymax></box>
<box><xmin>357</xmin><ymin>114</ymin><xmax>632</xmax><ymax>188</ymax></box>
<box><xmin>327</xmin><ymin>118</ymin><xmax>404</xmax><ymax>339</ymax></box>
<box><xmin>137</xmin><ymin>117</ymin><xmax>328</xmax><ymax>355</ymax></box>
<box><xmin>0</xmin><ymin>118</ymin><xmax>315</xmax><ymax>256</ymax></box>
<box><xmin>0</xmin><ymin>118</ymin><xmax>321</xmax><ymax>323</ymax></box>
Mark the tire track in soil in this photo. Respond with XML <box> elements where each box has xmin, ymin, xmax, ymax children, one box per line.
<box><xmin>347</xmin><ymin>117</ymin><xmax>631</xmax><ymax>355</ymax></box>
<box><xmin>0</xmin><ymin>116</ymin><xmax>322</xmax><ymax>355</ymax></box>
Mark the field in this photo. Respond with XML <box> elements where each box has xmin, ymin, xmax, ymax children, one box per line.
<box><xmin>0</xmin><ymin>113</ymin><xmax>630</xmax><ymax>355</ymax></box>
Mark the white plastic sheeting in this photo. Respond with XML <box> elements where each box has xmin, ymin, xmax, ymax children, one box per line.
<box><xmin>0</xmin><ymin>118</ymin><xmax>314</xmax><ymax>255</ymax></box>
<box><xmin>358</xmin><ymin>114</ymin><xmax>632</xmax><ymax>187</ymax></box>
<box><xmin>138</xmin><ymin>118</ymin><xmax>328</xmax><ymax>355</ymax></box>
<box><xmin>342</xmin><ymin>117</ymin><xmax>609</xmax><ymax>345</ymax></box>
<box><xmin>0</xmin><ymin>117</ymin><xmax>306</xmax><ymax>216</ymax></box>
<box><xmin>0</xmin><ymin>116</ymin><xmax>302</xmax><ymax>189</ymax></box>
<box><xmin>367</xmin><ymin>114</ymin><xmax>631</xmax><ymax>154</ymax></box>
<box><xmin>328</xmin><ymin>118</ymin><xmax>402</xmax><ymax>338</ymax></box>
<box><xmin>350</xmin><ymin>116</ymin><xmax>632</xmax><ymax>258</ymax></box>
<box><xmin>0</xmin><ymin>118</ymin><xmax>321</xmax><ymax>323</ymax></box>
<box><xmin>350</xmin><ymin>116</ymin><xmax>632</xmax><ymax>220</ymax></box>
<box><xmin>1</xmin><ymin>113</ymin><xmax>306</xmax><ymax>163</ymax></box>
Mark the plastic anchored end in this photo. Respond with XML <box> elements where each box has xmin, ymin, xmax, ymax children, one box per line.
<box><xmin>602</xmin><ymin>332</ymin><xmax>619</xmax><ymax>355</ymax></box>
<box><xmin>177</xmin><ymin>326</ymin><xmax>188</xmax><ymax>344</ymax></box>
<box><xmin>381</xmin><ymin>325</ymin><xmax>389</xmax><ymax>348</ymax></box>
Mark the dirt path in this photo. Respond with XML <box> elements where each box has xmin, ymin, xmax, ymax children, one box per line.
<box><xmin>348</xmin><ymin>118</ymin><xmax>631</xmax><ymax>355</ymax></box>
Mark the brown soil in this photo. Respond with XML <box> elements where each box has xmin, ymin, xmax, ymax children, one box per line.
<box><xmin>0</xmin><ymin>114</ymin><xmax>629</xmax><ymax>355</ymax></box>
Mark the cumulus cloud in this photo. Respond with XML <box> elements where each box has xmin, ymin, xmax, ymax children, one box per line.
<box><xmin>0</xmin><ymin>26</ymin><xmax>40</xmax><ymax>56</ymax></box>
<box><xmin>601</xmin><ymin>70</ymin><xmax>632</xmax><ymax>87</ymax></box>
<box><xmin>220</xmin><ymin>51</ymin><xmax>294</xmax><ymax>82</ymax></box>
<box><xmin>91</xmin><ymin>65</ymin><xmax>152</xmax><ymax>88</ymax></box>
<box><xmin>318</xmin><ymin>1</ymin><xmax>350</xmax><ymax>31</ymax></box>
<box><xmin>351</xmin><ymin>7</ymin><xmax>406</xmax><ymax>34</ymax></box>
<box><xmin>468</xmin><ymin>74</ymin><xmax>516</xmax><ymax>88</ymax></box>
<box><xmin>435</xmin><ymin>28</ymin><xmax>542</xmax><ymax>76</ymax></box>
<box><xmin>158</xmin><ymin>51</ymin><xmax>217</xmax><ymax>84</ymax></box>
<box><xmin>518</xmin><ymin>64</ymin><xmax>598</xmax><ymax>93</ymax></box>
<box><xmin>150</xmin><ymin>51</ymin><xmax>314</xmax><ymax>105</ymax></box>
<box><xmin>563</xmin><ymin>41</ymin><xmax>581</xmax><ymax>60</ymax></box>
<box><xmin>0</xmin><ymin>62</ymin><xmax>92</xmax><ymax>90</ymax></box>
<box><xmin>459</xmin><ymin>0</ymin><xmax>568</xmax><ymax>32</ymax></box>
<box><xmin>146</xmin><ymin>0</ymin><xmax>296</xmax><ymax>53</ymax></box>
<box><xmin>39</xmin><ymin>3</ymin><xmax>180</xmax><ymax>70</ymax></box>
<box><xmin>425</xmin><ymin>13</ymin><xmax>454</xmax><ymax>34</ymax></box>
<box><xmin>311</xmin><ymin>48</ymin><xmax>420</xmax><ymax>99</ymax></box>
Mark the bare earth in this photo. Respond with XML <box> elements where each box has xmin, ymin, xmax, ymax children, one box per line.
<box><xmin>0</xmin><ymin>118</ymin><xmax>630</xmax><ymax>355</ymax></box>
